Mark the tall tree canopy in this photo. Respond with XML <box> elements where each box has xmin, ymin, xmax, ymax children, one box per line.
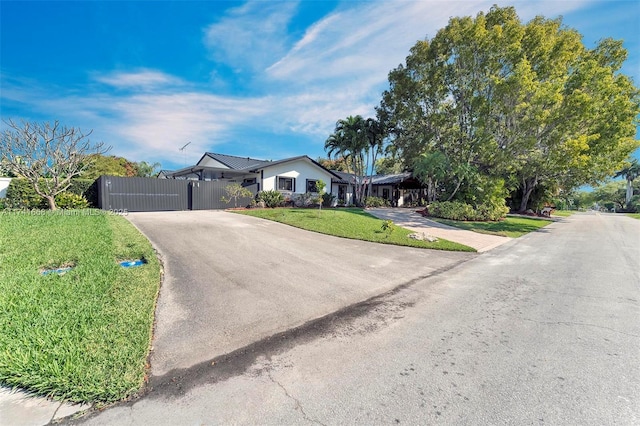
<box><xmin>380</xmin><ymin>6</ymin><xmax>640</xmax><ymax>211</ymax></box>
<box><xmin>82</xmin><ymin>155</ymin><xmax>160</xmax><ymax>179</ymax></box>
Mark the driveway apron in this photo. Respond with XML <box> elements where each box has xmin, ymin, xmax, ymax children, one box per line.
<box><xmin>126</xmin><ymin>210</ymin><xmax>475</xmax><ymax>377</ymax></box>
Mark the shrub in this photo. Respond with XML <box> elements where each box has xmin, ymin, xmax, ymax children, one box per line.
<box><xmin>474</xmin><ymin>198</ymin><xmax>510</xmax><ymax>221</ymax></box>
<box><xmin>0</xmin><ymin>199</ymin><xmax>5</xmax><ymax>210</ymax></box>
<box><xmin>68</xmin><ymin>179</ymin><xmax>98</xmax><ymax>207</ymax></box>
<box><xmin>220</xmin><ymin>183</ymin><xmax>254</xmax><ymax>208</ymax></box>
<box><xmin>257</xmin><ymin>190</ymin><xmax>285</xmax><ymax>208</ymax></box>
<box><xmin>322</xmin><ymin>192</ymin><xmax>336</xmax><ymax>207</ymax></box>
<box><xmin>5</xmin><ymin>178</ymin><xmax>98</xmax><ymax>209</ymax></box>
<box><xmin>429</xmin><ymin>199</ymin><xmax>509</xmax><ymax>221</ymax></box>
<box><xmin>363</xmin><ymin>196</ymin><xmax>389</xmax><ymax>208</ymax></box>
<box><xmin>5</xmin><ymin>178</ymin><xmax>47</xmax><ymax>209</ymax></box>
<box><xmin>429</xmin><ymin>201</ymin><xmax>475</xmax><ymax>221</ymax></box>
<box><xmin>54</xmin><ymin>192</ymin><xmax>90</xmax><ymax>209</ymax></box>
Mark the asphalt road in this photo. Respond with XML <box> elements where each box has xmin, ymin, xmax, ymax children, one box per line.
<box><xmin>70</xmin><ymin>212</ymin><xmax>639</xmax><ymax>425</ymax></box>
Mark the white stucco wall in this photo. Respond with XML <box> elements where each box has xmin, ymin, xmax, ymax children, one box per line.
<box><xmin>331</xmin><ymin>182</ymin><xmax>354</xmax><ymax>206</ymax></box>
<box><xmin>261</xmin><ymin>159</ymin><xmax>336</xmax><ymax>196</ymax></box>
<box><xmin>0</xmin><ymin>178</ymin><xmax>12</xmax><ymax>199</ymax></box>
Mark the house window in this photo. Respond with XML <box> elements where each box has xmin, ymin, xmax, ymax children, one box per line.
<box><xmin>278</xmin><ymin>176</ymin><xmax>295</xmax><ymax>191</ymax></box>
<box><xmin>306</xmin><ymin>179</ymin><xmax>319</xmax><ymax>193</ymax></box>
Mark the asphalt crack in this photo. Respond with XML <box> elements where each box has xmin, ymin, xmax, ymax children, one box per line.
<box><xmin>268</xmin><ymin>372</ymin><xmax>326</xmax><ymax>426</ymax></box>
<box><xmin>516</xmin><ymin>317</ymin><xmax>640</xmax><ymax>338</ymax></box>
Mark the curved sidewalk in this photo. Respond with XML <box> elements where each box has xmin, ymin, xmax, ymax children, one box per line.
<box><xmin>366</xmin><ymin>208</ymin><xmax>511</xmax><ymax>253</ymax></box>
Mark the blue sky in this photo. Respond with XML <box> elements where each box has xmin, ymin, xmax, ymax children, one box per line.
<box><xmin>1</xmin><ymin>0</ymin><xmax>639</xmax><ymax>171</ymax></box>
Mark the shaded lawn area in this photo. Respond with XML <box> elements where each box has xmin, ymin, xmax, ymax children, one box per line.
<box><xmin>428</xmin><ymin>216</ymin><xmax>552</xmax><ymax>238</ymax></box>
<box><xmin>0</xmin><ymin>210</ymin><xmax>161</xmax><ymax>403</ymax></box>
<box><xmin>235</xmin><ymin>208</ymin><xmax>475</xmax><ymax>252</ymax></box>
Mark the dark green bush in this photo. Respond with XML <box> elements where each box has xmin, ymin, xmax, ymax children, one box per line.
<box><xmin>257</xmin><ymin>190</ymin><xmax>285</xmax><ymax>208</ymax></box>
<box><xmin>5</xmin><ymin>178</ymin><xmax>98</xmax><ymax>209</ymax></box>
<box><xmin>363</xmin><ymin>196</ymin><xmax>389</xmax><ymax>208</ymax></box>
<box><xmin>429</xmin><ymin>199</ymin><xmax>509</xmax><ymax>221</ymax></box>
<box><xmin>5</xmin><ymin>179</ymin><xmax>47</xmax><ymax>209</ymax></box>
<box><xmin>429</xmin><ymin>201</ymin><xmax>475</xmax><ymax>221</ymax></box>
<box><xmin>428</xmin><ymin>200</ymin><xmax>508</xmax><ymax>221</ymax></box>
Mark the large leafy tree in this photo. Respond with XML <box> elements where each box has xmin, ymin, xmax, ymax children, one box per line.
<box><xmin>83</xmin><ymin>155</ymin><xmax>161</xmax><ymax>179</ymax></box>
<box><xmin>0</xmin><ymin>120</ymin><xmax>109</xmax><ymax>210</ymax></box>
<box><xmin>380</xmin><ymin>6</ymin><xmax>640</xmax><ymax>211</ymax></box>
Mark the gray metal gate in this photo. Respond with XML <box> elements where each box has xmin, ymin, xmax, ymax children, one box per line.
<box><xmin>97</xmin><ymin>176</ymin><xmax>257</xmax><ymax>212</ymax></box>
<box><xmin>190</xmin><ymin>181</ymin><xmax>257</xmax><ymax>210</ymax></box>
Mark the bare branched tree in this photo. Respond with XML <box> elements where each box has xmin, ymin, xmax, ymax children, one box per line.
<box><xmin>0</xmin><ymin>119</ymin><xmax>110</xmax><ymax>210</ymax></box>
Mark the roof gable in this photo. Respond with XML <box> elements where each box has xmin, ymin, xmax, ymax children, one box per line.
<box><xmin>250</xmin><ymin>155</ymin><xmax>342</xmax><ymax>179</ymax></box>
<box><xmin>198</xmin><ymin>153</ymin><xmax>270</xmax><ymax>170</ymax></box>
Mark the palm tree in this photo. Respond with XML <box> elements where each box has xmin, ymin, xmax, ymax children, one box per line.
<box><xmin>326</xmin><ymin>116</ymin><xmax>368</xmax><ymax>205</ymax></box>
<box><xmin>614</xmin><ymin>159</ymin><xmax>640</xmax><ymax>207</ymax></box>
<box><xmin>364</xmin><ymin>117</ymin><xmax>386</xmax><ymax>197</ymax></box>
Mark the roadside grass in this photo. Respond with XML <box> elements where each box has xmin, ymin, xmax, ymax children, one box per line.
<box><xmin>626</xmin><ymin>213</ymin><xmax>640</xmax><ymax>220</ymax></box>
<box><xmin>234</xmin><ymin>208</ymin><xmax>475</xmax><ymax>252</ymax></box>
<box><xmin>552</xmin><ymin>210</ymin><xmax>576</xmax><ymax>217</ymax></box>
<box><xmin>0</xmin><ymin>210</ymin><xmax>161</xmax><ymax>404</ymax></box>
<box><xmin>428</xmin><ymin>216</ymin><xmax>552</xmax><ymax>238</ymax></box>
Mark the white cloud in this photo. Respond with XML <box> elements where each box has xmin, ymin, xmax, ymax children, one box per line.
<box><xmin>203</xmin><ymin>1</ymin><xmax>300</xmax><ymax>73</ymax></box>
<box><xmin>95</xmin><ymin>69</ymin><xmax>184</xmax><ymax>90</ymax></box>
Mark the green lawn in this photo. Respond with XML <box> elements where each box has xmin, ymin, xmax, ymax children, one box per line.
<box><xmin>428</xmin><ymin>216</ymin><xmax>552</xmax><ymax>238</ymax></box>
<box><xmin>235</xmin><ymin>208</ymin><xmax>475</xmax><ymax>252</ymax></box>
<box><xmin>552</xmin><ymin>210</ymin><xmax>576</xmax><ymax>217</ymax></box>
<box><xmin>0</xmin><ymin>210</ymin><xmax>161</xmax><ymax>403</ymax></box>
<box><xmin>626</xmin><ymin>213</ymin><xmax>640</xmax><ymax>220</ymax></box>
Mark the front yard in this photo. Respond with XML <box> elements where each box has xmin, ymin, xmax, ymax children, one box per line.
<box><xmin>428</xmin><ymin>215</ymin><xmax>553</xmax><ymax>238</ymax></box>
<box><xmin>235</xmin><ymin>208</ymin><xmax>475</xmax><ymax>252</ymax></box>
<box><xmin>0</xmin><ymin>210</ymin><xmax>160</xmax><ymax>403</ymax></box>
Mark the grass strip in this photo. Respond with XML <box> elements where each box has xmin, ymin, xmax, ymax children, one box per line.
<box><xmin>626</xmin><ymin>213</ymin><xmax>640</xmax><ymax>220</ymax></box>
<box><xmin>428</xmin><ymin>216</ymin><xmax>552</xmax><ymax>238</ymax></box>
<box><xmin>0</xmin><ymin>210</ymin><xmax>160</xmax><ymax>403</ymax></box>
<box><xmin>552</xmin><ymin>210</ymin><xmax>577</xmax><ymax>217</ymax></box>
<box><xmin>234</xmin><ymin>208</ymin><xmax>475</xmax><ymax>252</ymax></box>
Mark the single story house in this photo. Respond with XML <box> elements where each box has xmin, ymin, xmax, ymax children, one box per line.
<box><xmin>162</xmin><ymin>152</ymin><xmax>429</xmax><ymax>207</ymax></box>
<box><xmin>163</xmin><ymin>152</ymin><xmax>343</xmax><ymax>204</ymax></box>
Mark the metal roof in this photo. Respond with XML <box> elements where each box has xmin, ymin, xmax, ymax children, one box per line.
<box><xmin>370</xmin><ymin>172</ymin><xmax>413</xmax><ymax>185</ymax></box>
<box><xmin>204</xmin><ymin>153</ymin><xmax>271</xmax><ymax>170</ymax></box>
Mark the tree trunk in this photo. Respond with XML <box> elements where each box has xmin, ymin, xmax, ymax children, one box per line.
<box><xmin>446</xmin><ymin>178</ymin><xmax>463</xmax><ymax>201</ymax></box>
<box><xmin>45</xmin><ymin>195</ymin><xmax>57</xmax><ymax>211</ymax></box>
<box><xmin>626</xmin><ymin>179</ymin><xmax>633</xmax><ymax>206</ymax></box>
<box><xmin>519</xmin><ymin>176</ymin><xmax>538</xmax><ymax>213</ymax></box>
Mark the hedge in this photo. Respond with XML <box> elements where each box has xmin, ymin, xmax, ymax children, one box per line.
<box><xmin>5</xmin><ymin>178</ymin><xmax>97</xmax><ymax>209</ymax></box>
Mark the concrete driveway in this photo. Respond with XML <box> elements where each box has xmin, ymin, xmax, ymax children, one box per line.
<box><xmin>125</xmin><ymin>210</ymin><xmax>476</xmax><ymax>377</ymax></box>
